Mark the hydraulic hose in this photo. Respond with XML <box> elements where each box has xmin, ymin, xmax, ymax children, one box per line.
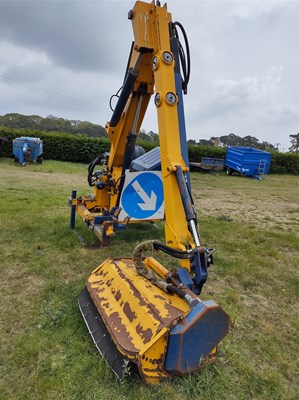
<box><xmin>109</xmin><ymin>53</ymin><xmax>143</xmax><ymax>127</ymax></box>
<box><xmin>171</xmin><ymin>21</ymin><xmax>191</xmax><ymax>94</ymax></box>
<box><xmin>153</xmin><ymin>241</ymin><xmax>194</xmax><ymax>260</ymax></box>
<box><xmin>175</xmin><ymin>166</ymin><xmax>201</xmax><ymax>246</ymax></box>
<box><xmin>109</xmin><ymin>68</ymin><xmax>138</xmax><ymax>127</ymax></box>
<box><xmin>87</xmin><ymin>157</ymin><xmax>100</xmax><ymax>186</ymax></box>
<box><xmin>132</xmin><ymin>240</ymin><xmax>194</xmax><ymax>264</ymax></box>
<box><xmin>166</xmin><ymin>284</ymin><xmax>200</xmax><ymax>307</ymax></box>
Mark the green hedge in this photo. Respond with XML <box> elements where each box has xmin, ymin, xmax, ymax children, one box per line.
<box><xmin>269</xmin><ymin>152</ymin><xmax>299</xmax><ymax>174</ymax></box>
<box><xmin>187</xmin><ymin>145</ymin><xmax>226</xmax><ymax>162</ymax></box>
<box><xmin>1</xmin><ymin>126</ymin><xmax>298</xmax><ymax>174</ymax></box>
<box><xmin>0</xmin><ymin>127</ymin><xmax>110</xmax><ymax>164</ymax></box>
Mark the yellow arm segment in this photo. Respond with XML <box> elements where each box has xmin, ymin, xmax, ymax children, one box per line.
<box><xmin>106</xmin><ymin>1</ymin><xmax>193</xmax><ymax>250</ymax></box>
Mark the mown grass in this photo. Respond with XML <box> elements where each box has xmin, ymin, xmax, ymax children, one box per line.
<box><xmin>0</xmin><ymin>158</ymin><xmax>298</xmax><ymax>400</ymax></box>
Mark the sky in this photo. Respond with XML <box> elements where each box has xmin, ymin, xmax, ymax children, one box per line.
<box><xmin>0</xmin><ymin>0</ymin><xmax>298</xmax><ymax>151</ymax></box>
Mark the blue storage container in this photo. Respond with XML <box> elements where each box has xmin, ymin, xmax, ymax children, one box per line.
<box><xmin>225</xmin><ymin>147</ymin><xmax>271</xmax><ymax>179</ymax></box>
<box><xmin>13</xmin><ymin>137</ymin><xmax>43</xmax><ymax>165</ymax></box>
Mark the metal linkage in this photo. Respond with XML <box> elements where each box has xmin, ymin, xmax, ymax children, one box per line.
<box><xmin>175</xmin><ymin>165</ymin><xmax>200</xmax><ymax>246</ymax></box>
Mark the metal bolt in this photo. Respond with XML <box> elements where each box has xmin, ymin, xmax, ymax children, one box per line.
<box><xmin>162</xmin><ymin>51</ymin><xmax>173</xmax><ymax>64</ymax></box>
<box><xmin>165</xmin><ymin>92</ymin><xmax>176</xmax><ymax>105</ymax></box>
<box><xmin>154</xmin><ymin>93</ymin><xmax>161</xmax><ymax>106</ymax></box>
<box><xmin>152</xmin><ymin>56</ymin><xmax>158</xmax><ymax>70</ymax></box>
<box><xmin>128</xmin><ymin>10</ymin><xmax>133</xmax><ymax>20</ymax></box>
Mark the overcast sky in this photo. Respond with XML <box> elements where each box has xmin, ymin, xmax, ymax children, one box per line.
<box><xmin>0</xmin><ymin>0</ymin><xmax>298</xmax><ymax>150</ymax></box>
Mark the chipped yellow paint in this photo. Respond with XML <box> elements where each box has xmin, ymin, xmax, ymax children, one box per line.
<box><xmin>77</xmin><ymin>204</ymin><xmax>94</xmax><ymax>221</ymax></box>
<box><xmin>87</xmin><ymin>258</ymin><xmax>190</xmax><ymax>363</ymax></box>
<box><xmin>137</xmin><ymin>327</ymin><xmax>169</xmax><ymax>384</ymax></box>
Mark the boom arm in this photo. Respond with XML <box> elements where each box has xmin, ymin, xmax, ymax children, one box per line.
<box><xmin>111</xmin><ymin>1</ymin><xmax>205</xmax><ymax>278</ymax></box>
<box><xmin>107</xmin><ymin>1</ymin><xmax>197</xmax><ymax>251</ymax></box>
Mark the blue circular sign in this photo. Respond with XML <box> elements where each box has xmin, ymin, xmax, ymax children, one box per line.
<box><xmin>121</xmin><ymin>172</ymin><xmax>164</xmax><ymax>219</ymax></box>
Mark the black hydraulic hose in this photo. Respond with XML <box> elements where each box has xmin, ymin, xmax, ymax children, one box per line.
<box><xmin>88</xmin><ymin>157</ymin><xmax>97</xmax><ymax>173</ymax></box>
<box><xmin>109</xmin><ymin>86</ymin><xmax>123</xmax><ymax>112</ymax></box>
<box><xmin>175</xmin><ymin>166</ymin><xmax>196</xmax><ymax>221</ymax></box>
<box><xmin>153</xmin><ymin>240</ymin><xmax>194</xmax><ymax>260</ymax></box>
<box><xmin>166</xmin><ymin>284</ymin><xmax>187</xmax><ymax>298</ymax></box>
<box><xmin>175</xmin><ymin>166</ymin><xmax>201</xmax><ymax>245</ymax></box>
<box><xmin>155</xmin><ymin>247</ymin><xmax>190</xmax><ymax>259</ymax></box>
<box><xmin>172</xmin><ymin>21</ymin><xmax>191</xmax><ymax>94</ymax></box>
<box><xmin>166</xmin><ymin>284</ymin><xmax>200</xmax><ymax>307</ymax></box>
<box><xmin>87</xmin><ymin>157</ymin><xmax>100</xmax><ymax>186</ymax></box>
<box><xmin>109</xmin><ymin>68</ymin><xmax>138</xmax><ymax>127</ymax></box>
<box><xmin>109</xmin><ymin>52</ymin><xmax>144</xmax><ymax>127</ymax></box>
<box><xmin>132</xmin><ymin>240</ymin><xmax>194</xmax><ymax>262</ymax></box>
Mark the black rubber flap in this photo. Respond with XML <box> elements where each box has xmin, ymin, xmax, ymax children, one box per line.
<box><xmin>78</xmin><ymin>287</ymin><xmax>134</xmax><ymax>380</ymax></box>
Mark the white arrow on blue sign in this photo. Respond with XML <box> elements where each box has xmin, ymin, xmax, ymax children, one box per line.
<box><xmin>119</xmin><ymin>171</ymin><xmax>164</xmax><ymax>221</ymax></box>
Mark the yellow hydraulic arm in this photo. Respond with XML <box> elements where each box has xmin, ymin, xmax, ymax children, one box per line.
<box><xmin>72</xmin><ymin>1</ymin><xmax>197</xmax><ymax>252</ymax></box>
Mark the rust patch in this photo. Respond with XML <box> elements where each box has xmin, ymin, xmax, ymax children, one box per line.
<box><xmin>93</xmin><ymin>287</ymin><xmax>105</xmax><ymax>294</ymax></box>
<box><xmin>123</xmin><ymin>302</ymin><xmax>137</xmax><ymax>322</ymax></box>
<box><xmin>136</xmin><ymin>323</ymin><xmax>153</xmax><ymax>344</ymax></box>
<box><xmin>105</xmin><ymin>311</ymin><xmax>139</xmax><ymax>355</ymax></box>
<box><xmin>90</xmin><ymin>279</ymin><xmax>105</xmax><ymax>286</ymax></box>
<box><xmin>163</xmin><ymin>302</ymin><xmax>186</xmax><ymax>321</ymax></box>
<box><xmin>154</xmin><ymin>294</ymin><xmax>168</xmax><ymax>301</ymax></box>
<box><xmin>115</xmin><ymin>290</ymin><xmax>121</xmax><ymax>301</ymax></box>
<box><xmin>114</xmin><ymin>262</ymin><xmax>148</xmax><ymax>308</ymax></box>
<box><xmin>95</xmin><ymin>269</ymin><xmax>109</xmax><ymax>278</ymax></box>
<box><xmin>106</xmin><ymin>278</ymin><xmax>113</xmax><ymax>287</ymax></box>
<box><xmin>86</xmin><ymin>258</ymin><xmax>190</xmax><ymax>357</ymax></box>
<box><xmin>113</xmin><ymin>260</ymin><xmax>183</xmax><ymax>325</ymax></box>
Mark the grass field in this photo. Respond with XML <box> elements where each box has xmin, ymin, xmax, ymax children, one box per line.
<box><xmin>1</xmin><ymin>158</ymin><xmax>298</xmax><ymax>400</ymax></box>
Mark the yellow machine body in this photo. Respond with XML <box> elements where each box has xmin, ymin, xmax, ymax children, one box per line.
<box><xmin>80</xmin><ymin>255</ymin><xmax>229</xmax><ymax>384</ymax></box>
<box><xmin>87</xmin><ymin>257</ymin><xmax>188</xmax><ymax>383</ymax></box>
<box><xmin>76</xmin><ymin>0</ymin><xmax>230</xmax><ymax>384</ymax></box>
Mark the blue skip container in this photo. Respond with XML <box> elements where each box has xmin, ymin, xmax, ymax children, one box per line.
<box><xmin>13</xmin><ymin>137</ymin><xmax>43</xmax><ymax>165</ymax></box>
<box><xmin>225</xmin><ymin>147</ymin><xmax>271</xmax><ymax>180</ymax></box>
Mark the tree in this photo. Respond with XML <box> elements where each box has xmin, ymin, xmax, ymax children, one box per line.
<box><xmin>219</xmin><ymin>133</ymin><xmax>240</xmax><ymax>146</ymax></box>
<box><xmin>242</xmin><ymin>135</ymin><xmax>259</xmax><ymax>147</ymax></box>
<box><xmin>197</xmin><ymin>139</ymin><xmax>213</xmax><ymax>146</ymax></box>
<box><xmin>289</xmin><ymin>133</ymin><xmax>299</xmax><ymax>153</ymax></box>
<box><xmin>148</xmin><ymin>130</ymin><xmax>159</xmax><ymax>143</ymax></box>
<box><xmin>0</xmin><ymin>113</ymin><xmax>107</xmax><ymax>138</ymax></box>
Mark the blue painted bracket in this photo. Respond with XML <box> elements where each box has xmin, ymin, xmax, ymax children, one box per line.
<box><xmin>191</xmin><ymin>247</ymin><xmax>208</xmax><ymax>295</ymax></box>
<box><xmin>70</xmin><ymin>189</ymin><xmax>77</xmax><ymax>229</ymax></box>
<box><xmin>175</xmin><ymin>248</ymin><xmax>208</xmax><ymax>295</ymax></box>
